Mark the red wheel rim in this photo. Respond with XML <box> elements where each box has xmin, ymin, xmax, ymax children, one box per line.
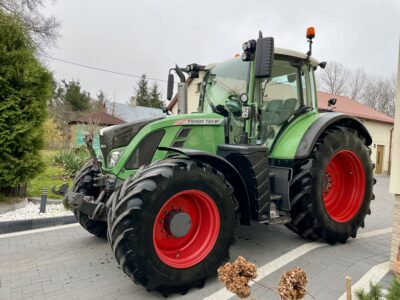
<box><xmin>153</xmin><ymin>190</ymin><xmax>220</xmax><ymax>268</ymax></box>
<box><xmin>322</xmin><ymin>150</ymin><xmax>366</xmax><ymax>222</ymax></box>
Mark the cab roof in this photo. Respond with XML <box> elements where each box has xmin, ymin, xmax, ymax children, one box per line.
<box><xmin>205</xmin><ymin>47</ymin><xmax>319</xmax><ymax>70</ymax></box>
<box><xmin>275</xmin><ymin>47</ymin><xmax>319</xmax><ymax>66</ymax></box>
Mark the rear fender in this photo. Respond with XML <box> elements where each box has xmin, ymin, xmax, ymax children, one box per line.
<box><xmin>295</xmin><ymin>113</ymin><xmax>372</xmax><ymax>159</ymax></box>
<box><xmin>270</xmin><ymin>112</ymin><xmax>372</xmax><ymax>160</ymax></box>
<box><xmin>158</xmin><ymin>146</ymin><xmax>251</xmax><ymax>225</ymax></box>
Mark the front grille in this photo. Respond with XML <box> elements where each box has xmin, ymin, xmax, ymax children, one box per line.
<box><xmin>124</xmin><ymin>130</ymin><xmax>165</xmax><ymax>170</ymax></box>
<box><xmin>172</xmin><ymin>141</ymin><xmax>185</xmax><ymax>148</ymax></box>
<box><xmin>177</xmin><ymin>128</ymin><xmax>192</xmax><ymax>138</ymax></box>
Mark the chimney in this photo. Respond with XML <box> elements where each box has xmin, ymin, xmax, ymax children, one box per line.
<box><xmin>130</xmin><ymin>96</ymin><xmax>137</xmax><ymax>108</ymax></box>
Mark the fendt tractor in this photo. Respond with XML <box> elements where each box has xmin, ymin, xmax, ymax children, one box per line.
<box><xmin>63</xmin><ymin>28</ymin><xmax>375</xmax><ymax>295</ymax></box>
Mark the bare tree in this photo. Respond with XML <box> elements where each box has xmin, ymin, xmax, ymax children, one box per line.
<box><xmin>0</xmin><ymin>0</ymin><xmax>60</xmax><ymax>51</ymax></box>
<box><xmin>316</xmin><ymin>61</ymin><xmax>396</xmax><ymax>117</ymax></box>
<box><xmin>317</xmin><ymin>61</ymin><xmax>350</xmax><ymax>96</ymax></box>
<box><xmin>347</xmin><ymin>67</ymin><xmax>367</xmax><ymax>101</ymax></box>
<box><xmin>360</xmin><ymin>74</ymin><xmax>396</xmax><ymax>117</ymax></box>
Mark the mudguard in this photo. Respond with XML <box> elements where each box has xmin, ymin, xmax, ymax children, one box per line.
<box><xmin>295</xmin><ymin>112</ymin><xmax>372</xmax><ymax>159</ymax></box>
<box><xmin>158</xmin><ymin>146</ymin><xmax>251</xmax><ymax>225</ymax></box>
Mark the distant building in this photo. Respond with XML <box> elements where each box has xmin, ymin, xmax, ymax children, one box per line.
<box><xmin>106</xmin><ymin>101</ymin><xmax>164</xmax><ymax>122</ymax></box>
<box><xmin>68</xmin><ymin>103</ymin><xmax>164</xmax><ymax>154</ymax></box>
<box><xmin>318</xmin><ymin>91</ymin><xmax>394</xmax><ymax>175</ymax></box>
<box><xmin>68</xmin><ymin>111</ymin><xmax>125</xmax><ymax>154</ymax></box>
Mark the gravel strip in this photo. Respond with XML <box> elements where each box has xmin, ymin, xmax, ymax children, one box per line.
<box><xmin>0</xmin><ymin>202</ymin><xmax>73</xmax><ymax>221</ymax></box>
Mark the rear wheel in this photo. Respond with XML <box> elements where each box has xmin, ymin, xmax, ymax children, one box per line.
<box><xmin>71</xmin><ymin>160</ymin><xmax>107</xmax><ymax>238</ymax></box>
<box><xmin>107</xmin><ymin>159</ymin><xmax>235</xmax><ymax>295</ymax></box>
<box><xmin>287</xmin><ymin>126</ymin><xmax>375</xmax><ymax>244</ymax></box>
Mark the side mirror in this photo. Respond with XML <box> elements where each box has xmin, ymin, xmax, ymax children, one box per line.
<box><xmin>255</xmin><ymin>37</ymin><xmax>274</xmax><ymax>78</ymax></box>
<box><xmin>328</xmin><ymin>98</ymin><xmax>337</xmax><ymax>106</ymax></box>
<box><xmin>167</xmin><ymin>73</ymin><xmax>174</xmax><ymax>100</ymax></box>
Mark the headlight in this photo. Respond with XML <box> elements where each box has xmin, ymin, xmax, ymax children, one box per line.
<box><xmin>108</xmin><ymin>149</ymin><xmax>123</xmax><ymax>168</ymax></box>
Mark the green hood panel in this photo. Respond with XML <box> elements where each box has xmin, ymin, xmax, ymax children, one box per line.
<box><xmin>103</xmin><ymin>113</ymin><xmax>225</xmax><ymax>179</ymax></box>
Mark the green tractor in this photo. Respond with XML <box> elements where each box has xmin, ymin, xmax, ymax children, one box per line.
<box><xmin>64</xmin><ymin>28</ymin><xmax>375</xmax><ymax>296</ymax></box>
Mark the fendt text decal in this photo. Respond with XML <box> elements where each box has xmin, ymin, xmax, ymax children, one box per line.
<box><xmin>174</xmin><ymin>119</ymin><xmax>224</xmax><ymax>125</ymax></box>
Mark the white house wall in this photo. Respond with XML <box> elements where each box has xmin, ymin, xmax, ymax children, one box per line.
<box><xmin>171</xmin><ymin>76</ymin><xmax>203</xmax><ymax>114</ymax></box>
<box><xmin>364</xmin><ymin>120</ymin><xmax>394</xmax><ymax>174</ymax></box>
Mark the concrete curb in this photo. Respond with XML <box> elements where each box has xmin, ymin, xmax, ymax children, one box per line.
<box><xmin>0</xmin><ymin>198</ymin><xmax>28</xmax><ymax>214</ymax></box>
<box><xmin>0</xmin><ymin>215</ymin><xmax>77</xmax><ymax>234</ymax></box>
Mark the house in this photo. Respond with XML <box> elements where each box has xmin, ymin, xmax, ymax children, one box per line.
<box><xmin>318</xmin><ymin>91</ymin><xmax>394</xmax><ymax>175</ymax></box>
<box><xmin>106</xmin><ymin>101</ymin><xmax>164</xmax><ymax>122</ymax></box>
<box><xmin>167</xmin><ymin>82</ymin><xmax>394</xmax><ymax>175</ymax></box>
<box><xmin>68</xmin><ymin>103</ymin><xmax>164</xmax><ymax>154</ymax></box>
<box><xmin>68</xmin><ymin>111</ymin><xmax>125</xmax><ymax>154</ymax></box>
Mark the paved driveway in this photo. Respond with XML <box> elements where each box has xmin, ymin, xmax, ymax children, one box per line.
<box><xmin>0</xmin><ymin>176</ymin><xmax>395</xmax><ymax>300</ymax></box>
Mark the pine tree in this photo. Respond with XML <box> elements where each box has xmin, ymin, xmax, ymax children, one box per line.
<box><xmin>0</xmin><ymin>12</ymin><xmax>54</xmax><ymax>195</ymax></box>
<box><xmin>149</xmin><ymin>82</ymin><xmax>164</xmax><ymax>109</ymax></box>
<box><xmin>135</xmin><ymin>74</ymin><xmax>149</xmax><ymax>107</ymax></box>
<box><xmin>94</xmin><ymin>90</ymin><xmax>108</xmax><ymax>112</ymax></box>
<box><xmin>62</xmin><ymin>80</ymin><xmax>91</xmax><ymax>111</ymax></box>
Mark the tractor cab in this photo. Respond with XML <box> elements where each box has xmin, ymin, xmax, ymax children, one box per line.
<box><xmin>198</xmin><ymin>50</ymin><xmax>319</xmax><ymax>148</ymax></box>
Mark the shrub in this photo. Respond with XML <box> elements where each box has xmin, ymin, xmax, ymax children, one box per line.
<box><xmin>43</xmin><ymin>117</ymin><xmax>66</xmax><ymax>149</ymax></box>
<box><xmin>53</xmin><ymin>148</ymin><xmax>90</xmax><ymax>177</ymax></box>
<box><xmin>355</xmin><ymin>282</ymin><xmax>383</xmax><ymax>300</ymax></box>
<box><xmin>0</xmin><ymin>12</ymin><xmax>53</xmax><ymax>194</ymax></box>
<box><xmin>356</xmin><ymin>278</ymin><xmax>400</xmax><ymax>300</ymax></box>
<box><xmin>387</xmin><ymin>278</ymin><xmax>400</xmax><ymax>300</ymax></box>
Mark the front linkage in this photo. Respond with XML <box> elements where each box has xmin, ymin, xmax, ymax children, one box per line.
<box><xmin>63</xmin><ymin>171</ymin><xmax>115</xmax><ymax>222</ymax></box>
<box><xmin>57</xmin><ymin>136</ymin><xmax>116</xmax><ymax>224</ymax></box>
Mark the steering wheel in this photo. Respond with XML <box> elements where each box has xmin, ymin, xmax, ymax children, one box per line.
<box><xmin>225</xmin><ymin>95</ymin><xmax>242</xmax><ymax>117</ymax></box>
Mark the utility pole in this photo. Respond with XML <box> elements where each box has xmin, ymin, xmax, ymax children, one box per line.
<box><xmin>390</xmin><ymin>39</ymin><xmax>400</xmax><ymax>276</ymax></box>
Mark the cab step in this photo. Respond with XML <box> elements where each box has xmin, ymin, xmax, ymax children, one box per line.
<box><xmin>259</xmin><ymin>215</ymin><xmax>292</xmax><ymax>225</ymax></box>
<box><xmin>270</xmin><ymin>193</ymin><xmax>282</xmax><ymax>201</ymax></box>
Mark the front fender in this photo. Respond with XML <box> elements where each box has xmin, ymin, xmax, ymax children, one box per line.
<box><xmin>158</xmin><ymin>146</ymin><xmax>251</xmax><ymax>225</ymax></box>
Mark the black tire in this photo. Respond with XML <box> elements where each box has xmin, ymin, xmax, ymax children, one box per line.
<box><xmin>287</xmin><ymin>126</ymin><xmax>375</xmax><ymax>244</ymax></box>
<box><xmin>107</xmin><ymin>159</ymin><xmax>236</xmax><ymax>296</ymax></box>
<box><xmin>71</xmin><ymin>160</ymin><xmax>107</xmax><ymax>238</ymax></box>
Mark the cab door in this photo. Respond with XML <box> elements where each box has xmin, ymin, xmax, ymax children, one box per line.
<box><xmin>255</xmin><ymin>58</ymin><xmax>308</xmax><ymax>149</ymax></box>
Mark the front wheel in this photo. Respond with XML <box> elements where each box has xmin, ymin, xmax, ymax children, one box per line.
<box><xmin>107</xmin><ymin>159</ymin><xmax>236</xmax><ymax>295</ymax></box>
<box><xmin>287</xmin><ymin>126</ymin><xmax>375</xmax><ymax>244</ymax></box>
<box><xmin>71</xmin><ymin>160</ymin><xmax>107</xmax><ymax>238</ymax></box>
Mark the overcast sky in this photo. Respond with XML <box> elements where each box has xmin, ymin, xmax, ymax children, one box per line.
<box><xmin>43</xmin><ymin>0</ymin><xmax>400</xmax><ymax>102</ymax></box>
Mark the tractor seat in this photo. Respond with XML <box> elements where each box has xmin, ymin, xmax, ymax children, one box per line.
<box><xmin>278</xmin><ymin>98</ymin><xmax>298</xmax><ymax>122</ymax></box>
<box><xmin>264</xmin><ymin>99</ymin><xmax>284</xmax><ymax>125</ymax></box>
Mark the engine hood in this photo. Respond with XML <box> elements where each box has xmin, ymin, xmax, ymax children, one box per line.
<box><xmin>99</xmin><ymin>116</ymin><xmax>165</xmax><ymax>159</ymax></box>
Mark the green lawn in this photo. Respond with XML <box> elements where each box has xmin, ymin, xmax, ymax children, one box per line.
<box><xmin>27</xmin><ymin>150</ymin><xmax>73</xmax><ymax>200</ymax></box>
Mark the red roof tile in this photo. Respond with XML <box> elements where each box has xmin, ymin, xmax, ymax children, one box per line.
<box><xmin>318</xmin><ymin>91</ymin><xmax>394</xmax><ymax>124</ymax></box>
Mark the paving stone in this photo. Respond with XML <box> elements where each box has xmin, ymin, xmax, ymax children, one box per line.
<box><xmin>42</xmin><ymin>282</ymin><xmax>64</xmax><ymax>294</ymax></box>
<box><xmin>75</xmin><ymin>285</ymin><xmax>102</xmax><ymax>299</ymax></box>
<box><xmin>45</xmin><ymin>292</ymin><xmax>79</xmax><ymax>300</ymax></box>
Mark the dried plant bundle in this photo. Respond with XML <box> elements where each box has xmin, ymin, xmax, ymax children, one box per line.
<box><xmin>217</xmin><ymin>256</ymin><xmax>257</xmax><ymax>298</ymax></box>
<box><xmin>277</xmin><ymin>267</ymin><xmax>308</xmax><ymax>300</ymax></box>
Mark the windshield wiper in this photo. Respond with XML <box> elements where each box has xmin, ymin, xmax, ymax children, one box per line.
<box><xmin>205</xmin><ymin>93</ymin><xmax>217</xmax><ymax>112</ymax></box>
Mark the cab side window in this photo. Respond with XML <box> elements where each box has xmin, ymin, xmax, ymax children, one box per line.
<box><xmin>258</xmin><ymin>59</ymin><xmax>305</xmax><ymax>147</ymax></box>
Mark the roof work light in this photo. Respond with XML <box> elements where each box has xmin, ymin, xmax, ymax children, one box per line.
<box><xmin>306</xmin><ymin>27</ymin><xmax>315</xmax><ymax>40</ymax></box>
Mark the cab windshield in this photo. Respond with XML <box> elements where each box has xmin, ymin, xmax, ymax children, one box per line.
<box><xmin>199</xmin><ymin>58</ymin><xmax>249</xmax><ymax>113</ymax></box>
